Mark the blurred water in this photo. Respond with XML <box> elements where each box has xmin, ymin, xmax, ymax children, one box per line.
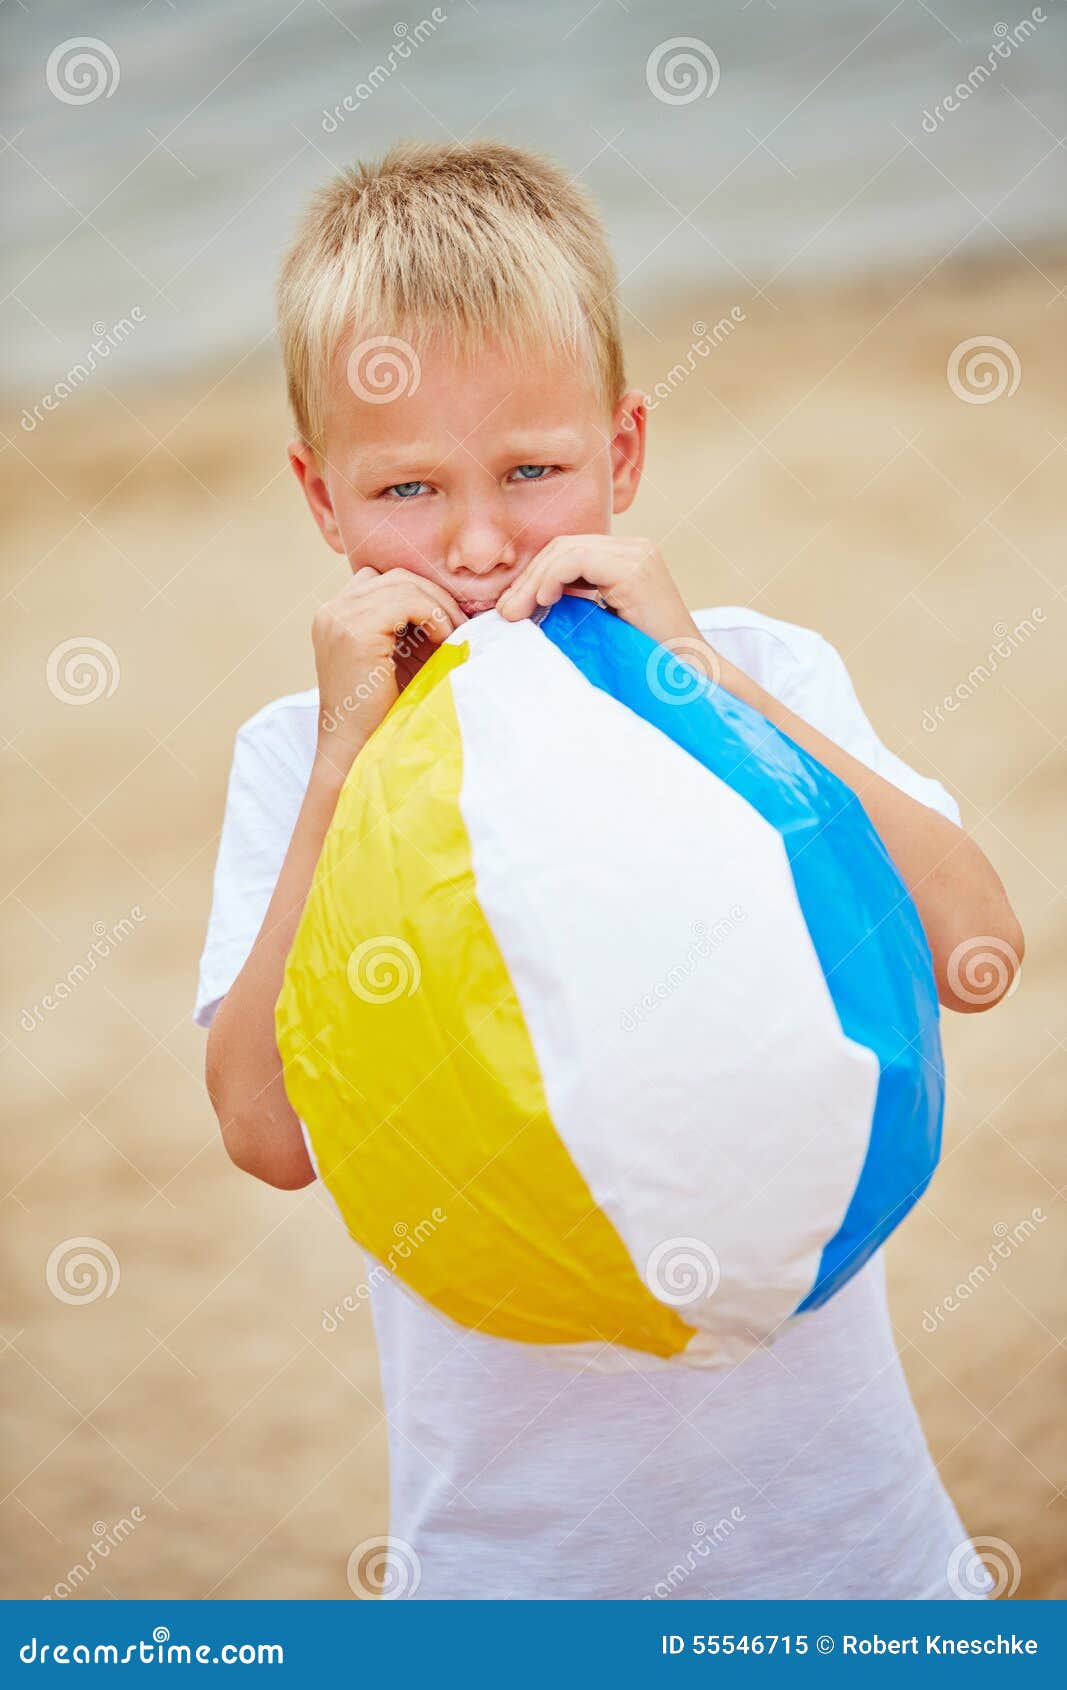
<box><xmin>3</xmin><ymin>0</ymin><xmax>1065</xmax><ymax>391</ymax></box>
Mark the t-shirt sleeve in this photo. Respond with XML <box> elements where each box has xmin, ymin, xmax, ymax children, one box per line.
<box><xmin>769</xmin><ymin>632</ymin><xmax>962</xmax><ymax>827</ymax></box>
<box><xmin>192</xmin><ymin>721</ymin><xmax>310</xmax><ymax>1029</ymax></box>
<box><xmin>690</xmin><ymin>609</ymin><xmax>962</xmax><ymax>827</ymax></box>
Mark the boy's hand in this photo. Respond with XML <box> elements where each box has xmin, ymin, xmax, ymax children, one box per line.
<box><xmin>312</xmin><ymin>567</ymin><xmax>467</xmax><ymax>772</ymax></box>
<box><xmin>496</xmin><ymin>535</ymin><xmax>700</xmax><ymax>652</ymax></box>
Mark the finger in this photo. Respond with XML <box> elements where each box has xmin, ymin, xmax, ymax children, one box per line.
<box><xmin>337</xmin><ymin>565</ymin><xmax>467</xmax><ymax>627</ymax></box>
<box><xmin>550</xmin><ymin>539</ymin><xmax>649</xmax><ymax>606</ymax></box>
<box><xmin>335</xmin><ymin>565</ymin><xmax>385</xmax><ymax>600</ymax></box>
<box><xmin>412</xmin><ymin>577</ymin><xmax>468</xmax><ymax>631</ymax></box>
<box><xmin>390</xmin><ymin>613</ymin><xmax>453</xmax><ymax>655</ymax></box>
<box><xmin>375</xmin><ymin>586</ymin><xmax>466</xmax><ymax>647</ymax></box>
<box><xmin>499</xmin><ymin>540</ymin><xmax>598</xmax><ymax>618</ymax></box>
<box><xmin>372</xmin><ymin>566</ymin><xmax>466</xmax><ymax>614</ymax></box>
<box><xmin>493</xmin><ymin>557</ymin><xmax>537</xmax><ymax>619</ymax></box>
<box><xmin>496</xmin><ymin>541</ymin><xmax>567</xmax><ymax>619</ymax></box>
<box><xmin>349</xmin><ymin>571</ymin><xmax>468</xmax><ymax>635</ymax></box>
<box><xmin>381</xmin><ymin>571</ymin><xmax>468</xmax><ymax>633</ymax></box>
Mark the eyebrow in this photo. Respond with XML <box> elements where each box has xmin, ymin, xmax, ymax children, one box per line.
<box><xmin>355</xmin><ymin>429</ymin><xmax>588</xmax><ymax>482</ymax></box>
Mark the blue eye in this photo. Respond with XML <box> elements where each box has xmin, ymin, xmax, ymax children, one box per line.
<box><xmin>513</xmin><ymin>464</ymin><xmax>550</xmax><ymax>481</ymax></box>
<box><xmin>385</xmin><ymin>481</ymin><xmax>428</xmax><ymax>499</ymax></box>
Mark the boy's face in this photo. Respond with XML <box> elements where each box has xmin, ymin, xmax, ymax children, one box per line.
<box><xmin>289</xmin><ymin>338</ymin><xmax>646</xmax><ymax>616</ymax></box>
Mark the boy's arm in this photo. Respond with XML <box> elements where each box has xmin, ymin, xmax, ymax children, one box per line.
<box><xmin>205</xmin><ymin>754</ymin><xmax>347</xmax><ymax>1189</ymax></box>
<box><xmin>699</xmin><ymin>643</ymin><xmax>1024</xmax><ymax>1015</ymax></box>
<box><xmin>205</xmin><ymin>567</ymin><xmax>466</xmax><ymax>1189</ymax></box>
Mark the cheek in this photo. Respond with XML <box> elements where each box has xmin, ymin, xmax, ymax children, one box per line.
<box><xmin>523</xmin><ymin>468</ymin><xmax>611</xmax><ymax>551</ymax></box>
<box><xmin>338</xmin><ymin>499</ymin><xmax>439</xmax><ymax>577</ymax></box>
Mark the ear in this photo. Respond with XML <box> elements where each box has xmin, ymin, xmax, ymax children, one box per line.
<box><xmin>288</xmin><ymin>439</ymin><xmax>345</xmax><ymax>554</ymax></box>
<box><xmin>610</xmin><ymin>389</ymin><xmax>647</xmax><ymax>516</ymax></box>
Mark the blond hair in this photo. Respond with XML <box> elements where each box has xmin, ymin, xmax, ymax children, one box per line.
<box><xmin>278</xmin><ymin>139</ymin><xmax>625</xmax><ymax>452</ymax></box>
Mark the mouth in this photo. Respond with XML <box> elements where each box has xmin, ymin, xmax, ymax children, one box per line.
<box><xmin>455</xmin><ymin>597</ymin><xmax>501</xmax><ymax>618</ymax></box>
<box><xmin>451</xmin><ymin>569</ymin><xmax>522</xmax><ymax>619</ymax></box>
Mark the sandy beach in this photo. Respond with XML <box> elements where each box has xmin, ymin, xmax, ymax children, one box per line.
<box><xmin>2</xmin><ymin>258</ymin><xmax>1064</xmax><ymax>1599</ymax></box>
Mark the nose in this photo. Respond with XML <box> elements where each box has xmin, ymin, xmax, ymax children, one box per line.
<box><xmin>443</xmin><ymin>488</ymin><xmax>517</xmax><ymax>578</ymax></box>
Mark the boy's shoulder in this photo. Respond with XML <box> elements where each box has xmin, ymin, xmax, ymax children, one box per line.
<box><xmin>692</xmin><ymin>602</ymin><xmax>830</xmax><ymax>660</ymax></box>
<box><xmin>232</xmin><ymin>685</ymin><xmax>319</xmax><ymax>778</ymax></box>
<box><xmin>237</xmin><ymin>685</ymin><xmax>319</xmax><ymax>737</ymax></box>
<box><xmin>690</xmin><ymin>603</ymin><xmax>841</xmax><ymax>698</ymax></box>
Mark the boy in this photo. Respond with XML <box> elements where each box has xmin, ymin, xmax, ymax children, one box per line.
<box><xmin>196</xmin><ymin>141</ymin><xmax>1023</xmax><ymax>1599</ymax></box>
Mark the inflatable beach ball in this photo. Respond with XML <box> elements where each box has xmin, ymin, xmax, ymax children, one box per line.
<box><xmin>277</xmin><ymin>596</ymin><xmax>944</xmax><ymax>1370</ymax></box>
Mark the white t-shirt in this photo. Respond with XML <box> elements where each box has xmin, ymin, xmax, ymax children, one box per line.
<box><xmin>194</xmin><ymin>605</ymin><xmax>981</xmax><ymax>1601</ymax></box>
